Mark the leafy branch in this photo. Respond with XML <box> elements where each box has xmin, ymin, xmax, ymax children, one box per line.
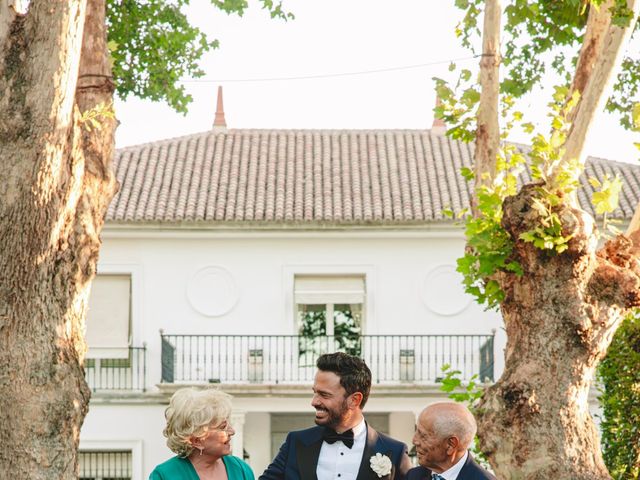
<box><xmin>435</xmin><ymin>75</ymin><xmax>525</xmax><ymax>309</ymax></box>
<box><xmin>106</xmin><ymin>0</ymin><xmax>293</xmax><ymax>113</ymax></box>
<box><xmin>79</xmin><ymin>101</ymin><xmax>115</xmax><ymax>132</ymax></box>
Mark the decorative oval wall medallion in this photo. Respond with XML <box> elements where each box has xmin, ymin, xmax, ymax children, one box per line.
<box><xmin>421</xmin><ymin>264</ymin><xmax>471</xmax><ymax>316</ymax></box>
<box><xmin>187</xmin><ymin>266</ymin><xmax>238</xmax><ymax>317</ymax></box>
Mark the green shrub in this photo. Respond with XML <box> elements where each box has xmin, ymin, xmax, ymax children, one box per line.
<box><xmin>598</xmin><ymin>312</ymin><xmax>640</xmax><ymax>480</ymax></box>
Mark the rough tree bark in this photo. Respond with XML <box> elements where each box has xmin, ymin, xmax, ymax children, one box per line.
<box><xmin>0</xmin><ymin>0</ymin><xmax>116</xmax><ymax>478</ymax></box>
<box><xmin>471</xmin><ymin>1</ymin><xmax>640</xmax><ymax>478</ymax></box>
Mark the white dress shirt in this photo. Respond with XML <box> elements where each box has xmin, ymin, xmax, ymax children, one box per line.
<box><xmin>316</xmin><ymin>418</ymin><xmax>367</xmax><ymax>480</ymax></box>
<box><xmin>435</xmin><ymin>450</ymin><xmax>468</xmax><ymax>480</ymax></box>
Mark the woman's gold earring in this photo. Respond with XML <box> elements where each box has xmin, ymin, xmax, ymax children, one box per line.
<box><xmin>198</xmin><ymin>447</ymin><xmax>203</xmax><ymax>456</ymax></box>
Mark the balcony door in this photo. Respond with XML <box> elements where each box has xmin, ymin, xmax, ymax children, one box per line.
<box><xmin>294</xmin><ymin>275</ymin><xmax>365</xmax><ymax>369</ymax></box>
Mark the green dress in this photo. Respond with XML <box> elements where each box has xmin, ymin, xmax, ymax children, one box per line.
<box><xmin>149</xmin><ymin>455</ymin><xmax>255</xmax><ymax>480</ymax></box>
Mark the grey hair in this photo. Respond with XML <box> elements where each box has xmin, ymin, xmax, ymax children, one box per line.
<box><xmin>163</xmin><ymin>388</ymin><xmax>232</xmax><ymax>457</ymax></box>
<box><xmin>427</xmin><ymin>403</ymin><xmax>477</xmax><ymax>450</ymax></box>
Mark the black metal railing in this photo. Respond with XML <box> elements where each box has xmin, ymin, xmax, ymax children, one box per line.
<box><xmin>79</xmin><ymin>450</ymin><xmax>132</xmax><ymax>480</ymax></box>
<box><xmin>84</xmin><ymin>346</ymin><xmax>146</xmax><ymax>392</ymax></box>
<box><xmin>160</xmin><ymin>334</ymin><xmax>494</xmax><ymax>384</ymax></box>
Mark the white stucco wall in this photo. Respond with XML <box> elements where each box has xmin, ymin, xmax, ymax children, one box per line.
<box><xmin>96</xmin><ymin>227</ymin><xmax>504</xmax><ymax>387</ymax></box>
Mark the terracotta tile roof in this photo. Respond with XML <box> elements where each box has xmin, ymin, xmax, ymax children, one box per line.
<box><xmin>108</xmin><ymin>129</ymin><xmax>640</xmax><ymax>225</ymax></box>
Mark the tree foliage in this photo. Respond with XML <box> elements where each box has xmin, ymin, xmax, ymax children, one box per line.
<box><xmin>598</xmin><ymin>312</ymin><xmax>640</xmax><ymax>479</ymax></box>
<box><xmin>106</xmin><ymin>0</ymin><xmax>292</xmax><ymax>113</ymax></box>
<box><xmin>454</xmin><ymin>0</ymin><xmax>640</xmax><ymax>129</ymax></box>
<box><xmin>441</xmin><ymin>3</ymin><xmax>634</xmax><ymax>310</ymax></box>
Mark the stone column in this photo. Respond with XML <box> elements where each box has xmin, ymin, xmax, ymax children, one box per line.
<box><xmin>230</xmin><ymin>411</ymin><xmax>247</xmax><ymax>459</ymax></box>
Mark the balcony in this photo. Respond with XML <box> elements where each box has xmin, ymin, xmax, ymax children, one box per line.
<box><xmin>85</xmin><ymin>346</ymin><xmax>147</xmax><ymax>392</ymax></box>
<box><xmin>160</xmin><ymin>334</ymin><xmax>494</xmax><ymax>385</ymax></box>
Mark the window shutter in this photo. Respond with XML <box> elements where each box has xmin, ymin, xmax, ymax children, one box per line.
<box><xmin>294</xmin><ymin>275</ymin><xmax>365</xmax><ymax>304</ymax></box>
<box><xmin>86</xmin><ymin>275</ymin><xmax>131</xmax><ymax>359</ymax></box>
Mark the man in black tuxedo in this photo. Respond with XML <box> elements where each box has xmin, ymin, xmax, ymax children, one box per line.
<box><xmin>407</xmin><ymin>403</ymin><xmax>496</xmax><ymax>480</ymax></box>
<box><xmin>260</xmin><ymin>352</ymin><xmax>412</xmax><ymax>480</ymax></box>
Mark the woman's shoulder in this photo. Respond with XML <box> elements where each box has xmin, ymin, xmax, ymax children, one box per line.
<box><xmin>223</xmin><ymin>455</ymin><xmax>255</xmax><ymax>479</ymax></box>
<box><xmin>150</xmin><ymin>456</ymin><xmax>193</xmax><ymax>477</ymax></box>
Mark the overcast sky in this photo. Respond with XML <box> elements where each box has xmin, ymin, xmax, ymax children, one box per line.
<box><xmin>114</xmin><ymin>0</ymin><xmax>640</xmax><ymax>164</ymax></box>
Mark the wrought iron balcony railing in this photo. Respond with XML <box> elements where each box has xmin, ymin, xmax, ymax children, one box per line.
<box><xmin>79</xmin><ymin>450</ymin><xmax>132</xmax><ymax>480</ymax></box>
<box><xmin>84</xmin><ymin>346</ymin><xmax>147</xmax><ymax>392</ymax></box>
<box><xmin>160</xmin><ymin>334</ymin><xmax>494</xmax><ymax>385</ymax></box>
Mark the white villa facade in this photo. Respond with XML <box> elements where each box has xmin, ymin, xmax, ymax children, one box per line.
<box><xmin>77</xmin><ymin>127</ymin><xmax>640</xmax><ymax>480</ymax></box>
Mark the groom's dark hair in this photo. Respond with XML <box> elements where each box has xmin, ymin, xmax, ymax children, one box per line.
<box><xmin>316</xmin><ymin>352</ymin><xmax>372</xmax><ymax>408</ymax></box>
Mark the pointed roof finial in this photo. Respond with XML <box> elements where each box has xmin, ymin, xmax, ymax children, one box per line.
<box><xmin>213</xmin><ymin>86</ymin><xmax>227</xmax><ymax>132</ymax></box>
<box><xmin>431</xmin><ymin>95</ymin><xmax>446</xmax><ymax>135</ymax></box>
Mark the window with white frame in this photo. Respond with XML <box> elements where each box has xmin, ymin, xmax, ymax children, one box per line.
<box><xmin>79</xmin><ymin>450</ymin><xmax>132</xmax><ymax>480</ymax></box>
<box><xmin>294</xmin><ymin>275</ymin><xmax>365</xmax><ymax>358</ymax></box>
<box><xmin>85</xmin><ymin>274</ymin><xmax>131</xmax><ymax>360</ymax></box>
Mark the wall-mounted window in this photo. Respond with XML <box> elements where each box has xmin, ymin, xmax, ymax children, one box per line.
<box><xmin>294</xmin><ymin>275</ymin><xmax>365</xmax><ymax>358</ymax></box>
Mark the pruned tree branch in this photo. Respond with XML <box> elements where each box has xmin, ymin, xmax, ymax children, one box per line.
<box><xmin>473</xmin><ymin>0</ymin><xmax>501</xmax><ymax>206</ymax></box>
<box><xmin>560</xmin><ymin>0</ymin><xmax>640</xmax><ymax>181</ymax></box>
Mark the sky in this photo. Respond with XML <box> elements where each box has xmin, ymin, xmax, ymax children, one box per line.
<box><xmin>114</xmin><ymin>0</ymin><xmax>640</xmax><ymax>164</ymax></box>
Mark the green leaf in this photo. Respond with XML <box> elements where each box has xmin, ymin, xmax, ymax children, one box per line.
<box><xmin>460</xmin><ymin>166</ymin><xmax>475</xmax><ymax>181</ymax></box>
<box><xmin>461</xmin><ymin>88</ymin><xmax>481</xmax><ymax>107</ymax></box>
<box><xmin>519</xmin><ymin>231</ymin><xmax>536</xmax><ymax>242</ymax></box>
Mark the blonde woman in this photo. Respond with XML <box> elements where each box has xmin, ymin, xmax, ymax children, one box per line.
<box><xmin>150</xmin><ymin>388</ymin><xmax>254</xmax><ymax>480</ymax></box>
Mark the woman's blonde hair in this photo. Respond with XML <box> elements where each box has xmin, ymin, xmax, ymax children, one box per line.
<box><xmin>163</xmin><ymin>387</ymin><xmax>232</xmax><ymax>457</ymax></box>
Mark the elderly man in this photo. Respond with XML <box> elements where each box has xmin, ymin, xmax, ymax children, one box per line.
<box><xmin>407</xmin><ymin>403</ymin><xmax>495</xmax><ymax>480</ymax></box>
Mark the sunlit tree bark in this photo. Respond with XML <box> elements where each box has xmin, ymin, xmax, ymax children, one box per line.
<box><xmin>0</xmin><ymin>0</ymin><xmax>116</xmax><ymax>478</ymax></box>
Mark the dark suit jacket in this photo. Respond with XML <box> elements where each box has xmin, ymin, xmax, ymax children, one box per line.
<box><xmin>405</xmin><ymin>453</ymin><xmax>496</xmax><ymax>480</ymax></box>
<box><xmin>259</xmin><ymin>423</ymin><xmax>412</xmax><ymax>480</ymax></box>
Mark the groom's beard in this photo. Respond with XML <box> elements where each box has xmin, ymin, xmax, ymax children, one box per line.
<box><xmin>314</xmin><ymin>398</ymin><xmax>349</xmax><ymax>429</ymax></box>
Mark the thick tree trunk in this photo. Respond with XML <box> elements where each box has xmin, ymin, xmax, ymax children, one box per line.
<box><xmin>0</xmin><ymin>0</ymin><xmax>116</xmax><ymax>478</ymax></box>
<box><xmin>471</xmin><ymin>1</ymin><xmax>640</xmax><ymax>478</ymax></box>
<box><xmin>478</xmin><ymin>187</ymin><xmax>640</xmax><ymax>479</ymax></box>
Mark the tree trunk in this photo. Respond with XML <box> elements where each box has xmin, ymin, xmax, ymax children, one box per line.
<box><xmin>478</xmin><ymin>187</ymin><xmax>640</xmax><ymax>478</ymax></box>
<box><xmin>472</xmin><ymin>1</ymin><xmax>640</xmax><ymax>477</ymax></box>
<box><xmin>0</xmin><ymin>0</ymin><xmax>116</xmax><ymax>478</ymax></box>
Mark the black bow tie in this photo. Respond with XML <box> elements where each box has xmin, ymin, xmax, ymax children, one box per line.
<box><xmin>322</xmin><ymin>427</ymin><xmax>354</xmax><ymax>448</ymax></box>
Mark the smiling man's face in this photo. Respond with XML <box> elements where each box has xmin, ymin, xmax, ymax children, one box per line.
<box><xmin>412</xmin><ymin>409</ymin><xmax>451</xmax><ymax>473</ymax></box>
<box><xmin>311</xmin><ymin>370</ymin><xmax>351</xmax><ymax>429</ymax></box>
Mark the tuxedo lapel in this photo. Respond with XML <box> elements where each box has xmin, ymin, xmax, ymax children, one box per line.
<box><xmin>356</xmin><ymin>424</ymin><xmax>385</xmax><ymax>480</ymax></box>
<box><xmin>296</xmin><ymin>430</ymin><xmax>322</xmax><ymax>480</ymax></box>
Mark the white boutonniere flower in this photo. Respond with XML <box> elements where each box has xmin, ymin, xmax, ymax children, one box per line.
<box><xmin>369</xmin><ymin>452</ymin><xmax>392</xmax><ymax>477</ymax></box>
